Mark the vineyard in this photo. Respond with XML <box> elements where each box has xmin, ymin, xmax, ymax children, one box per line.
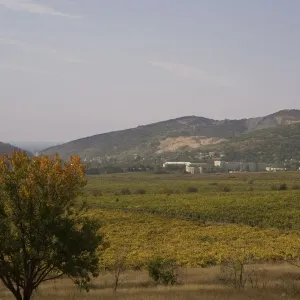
<box><xmin>85</xmin><ymin>172</ymin><xmax>300</xmax><ymax>268</ymax></box>
<box><xmin>97</xmin><ymin>209</ymin><xmax>300</xmax><ymax>268</ymax></box>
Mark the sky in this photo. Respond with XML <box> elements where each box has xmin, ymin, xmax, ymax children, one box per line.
<box><xmin>1</xmin><ymin>0</ymin><xmax>300</xmax><ymax>142</ymax></box>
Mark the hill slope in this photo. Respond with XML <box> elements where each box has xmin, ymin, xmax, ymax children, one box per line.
<box><xmin>214</xmin><ymin>122</ymin><xmax>300</xmax><ymax>163</ymax></box>
<box><xmin>0</xmin><ymin>142</ymin><xmax>31</xmax><ymax>156</ymax></box>
<box><xmin>42</xmin><ymin>109</ymin><xmax>300</xmax><ymax>164</ymax></box>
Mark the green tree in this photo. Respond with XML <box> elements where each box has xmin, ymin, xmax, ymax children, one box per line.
<box><xmin>0</xmin><ymin>151</ymin><xmax>103</xmax><ymax>300</ymax></box>
<box><xmin>147</xmin><ymin>257</ymin><xmax>178</xmax><ymax>285</ymax></box>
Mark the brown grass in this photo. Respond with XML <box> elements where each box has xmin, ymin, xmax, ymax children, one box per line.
<box><xmin>1</xmin><ymin>264</ymin><xmax>300</xmax><ymax>299</ymax></box>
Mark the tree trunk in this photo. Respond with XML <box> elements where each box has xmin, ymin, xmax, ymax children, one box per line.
<box><xmin>22</xmin><ymin>293</ymin><xmax>32</xmax><ymax>300</ymax></box>
<box><xmin>13</xmin><ymin>294</ymin><xmax>22</xmax><ymax>300</ymax></box>
<box><xmin>23</xmin><ymin>287</ymin><xmax>33</xmax><ymax>300</ymax></box>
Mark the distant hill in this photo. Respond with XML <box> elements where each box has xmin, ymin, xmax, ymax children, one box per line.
<box><xmin>0</xmin><ymin>142</ymin><xmax>31</xmax><ymax>157</ymax></box>
<box><xmin>42</xmin><ymin>109</ymin><xmax>300</xmax><ymax>165</ymax></box>
<box><xmin>212</xmin><ymin>122</ymin><xmax>300</xmax><ymax>163</ymax></box>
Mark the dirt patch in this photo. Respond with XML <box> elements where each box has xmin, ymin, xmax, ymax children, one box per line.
<box><xmin>156</xmin><ymin>136</ymin><xmax>227</xmax><ymax>153</ymax></box>
<box><xmin>285</xmin><ymin>120</ymin><xmax>300</xmax><ymax>125</ymax></box>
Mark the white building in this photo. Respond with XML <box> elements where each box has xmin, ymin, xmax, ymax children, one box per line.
<box><xmin>266</xmin><ymin>167</ymin><xmax>286</xmax><ymax>172</ymax></box>
<box><xmin>163</xmin><ymin>162</ymin><xmax>191</xmax><ymax>168</ymax></box>
<box><xmin>214</xmin><ymin>160</ymin><xmax>226</xmax><ymax>168</ymax></box>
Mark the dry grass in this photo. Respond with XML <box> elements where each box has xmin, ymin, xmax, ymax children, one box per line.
<box><xmin>1</xmin><ymin>264</ymin><xmax>300</xmax><ymax>299</ymax></box>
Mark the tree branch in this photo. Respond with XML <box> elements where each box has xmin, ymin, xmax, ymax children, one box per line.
<box><xmin>0</xmin><ymin>275</ymin><xmax>21</xmax><ymax>300</ymax></box>
<box><xmin>40</xmin><ymin>272</ymin><xmax>65</xmax><ymax>283</ymax></box>
<box><xmin>33</xmin><ymin>270</ymin><xmax>64</xmax><ymax>289</ymax></box>
<box><xmin>33</xmin><ymin>266</ymin><xmax>54</xmax><ymax>285</ymax></box>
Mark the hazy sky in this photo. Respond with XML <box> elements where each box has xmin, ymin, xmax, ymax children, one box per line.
<box><xmin>1</xmin><ymin>0</ymin><xmax>300</xmax><ymax>142</ymax></box>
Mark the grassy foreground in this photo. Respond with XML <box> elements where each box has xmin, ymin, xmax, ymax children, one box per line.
<box><xmin>2</xmin><ymin>265</ymin><xmax>300</xmax><ymax>299</ymax></box>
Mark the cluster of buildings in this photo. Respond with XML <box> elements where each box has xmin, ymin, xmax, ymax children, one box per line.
<box><xmin>163</xmin><ymin>161</ymin><xmax>298</xmax><ymax>174</ymax></box>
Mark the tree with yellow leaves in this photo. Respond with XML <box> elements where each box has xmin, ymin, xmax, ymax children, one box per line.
<box><xmin>0</xmin><ymin>151</ymin><xmax>102</xmax><ymax>300</ymax></box>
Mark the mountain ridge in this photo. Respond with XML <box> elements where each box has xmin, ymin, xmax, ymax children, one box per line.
<box><xmin>0</xmin><ymin>142</ymin><xmax>32</xmax><ymax>157</ymax></box>
<box><xmin>42</xmin><ymin>109</ymin><xmax>300</xmax><ymax>165</ymax></box>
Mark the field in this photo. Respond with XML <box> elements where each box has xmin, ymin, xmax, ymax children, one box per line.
<box><xmin>2</xmin><ymin>265</ymin><xmax>300</xmax><ymax>299</ymax></box>
<box><xmin>2</xmin><ymin>171</ymin><xmax>300</xmax><ymax>299</ymax></box>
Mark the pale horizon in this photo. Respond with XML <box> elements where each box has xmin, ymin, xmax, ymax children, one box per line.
<box><xmin>1</xmin><ymin>0</ymin><xmax>300</xmax><ymax>142</ymax></box>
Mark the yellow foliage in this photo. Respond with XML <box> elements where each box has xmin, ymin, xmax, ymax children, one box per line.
<box><xmin>0</xmin><ymin>151</ymin><xmax>87</xmax><ymax>204</ymax></box>
<box><xmin>92</xmin><ymin>209</ymin><xmax>300</xmax><ymax>269</ymax></box>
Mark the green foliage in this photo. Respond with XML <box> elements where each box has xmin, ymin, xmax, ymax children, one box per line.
<box><xmin>0</xmin><ymin>151</ymin><xmax>103</xmax><ymax>300</ymax></box>
<box><xmin>86</xmin><ymin>172</ymin><xmax>300</xmax><ymax>195</ymax></box>
<box><xmin>221</xmin><ymin>123</ymin><xmax>300</xmax><ymax>163</ymax></box>
<box><xmin>147</xmin><ymin>258</ymin><xmax>178</xmax><ymax>285</ymax></box>
<box><xmin>89</xmin><ymin>191</ymin><xmax>300</xmax><ymax>230</ymax></box>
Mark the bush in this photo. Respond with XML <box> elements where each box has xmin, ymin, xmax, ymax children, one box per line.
<box><xmin>187</xmin><ymin>186</ymin><xmax>198</xmax><ymax>193</ymax></box>
<box><xmin>219</xmin><ymin>256</ymin><xmax>257</xmax><ymax>289</ymax></box>
<box><xmin>135</xmin><ymin>188</ymin><xmax>146</xmax><ymax>195</ymax></box>
<box><xmin>279</xmin><ymin>183</ymin><xmax>288</xmax><ymax>191</ymax></box>
<box><xmin>120</xmin><ymin>188</ymin><xmax>131</xmax><ymax>195</ymax></box>
<box><xmin>271</xmin><ymin>184</ymin><xmax>288</xmax><ymax>191</ymax></box>
<box><xmin>220</xmin><ymin>185</ymin><xmax>231</xmax><ymax>193</ymax></box>
<box><xmin>292</xmin><ymin>184</ymin><xmax>300</xmax><ymax>190</ymax></box>
<box><xmin>147</xmin><ymin>258</ymin><xmax>178</xmax><ymax>285</ymax></box>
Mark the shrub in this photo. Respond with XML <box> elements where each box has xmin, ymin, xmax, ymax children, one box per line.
<box><xmin>147</xmin><ymin>258</ymin><xmax>178</xmax><ymax>285</ymax></box>
<box><xmin>219</xmin><ymin>256</ymin><xmax>257</xmax><ymax>289</ymax></box>
<box><xmin>279</xmin><ymin>183</ymin><xmax>288</xmax><ymax>191</ymax></box>
<box><xmin>120</xmin><ymin>188</ymin><xmax>131</xmax><ymax>195</ymax></box>
<box><xmin>187</xmin><ymin>186</ymin><xmax>198</xmax><ymax>193</ymax></box>
<box><xmin>292</xmin><ymin>184</ymin><xmax>300</xmax><ymax>190</ymax></box>
<box><xmin>135</xmin><ymin>188</ymin><xmax>146</xmax><ymax>195</ymax></box>
<box><xmin>220</xmin><ymin>185</ymin><xmax>231</xmax><ymax>192</ymax></box>
<box><xmin>271</xmin><ymin>184</ymin><xmax>288</xmax><ymax>191</ymax></box>
<box><xmin>210</xmin><ymin>182</ymin><xmax>218</xmax><ymax>186</ymax></box>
